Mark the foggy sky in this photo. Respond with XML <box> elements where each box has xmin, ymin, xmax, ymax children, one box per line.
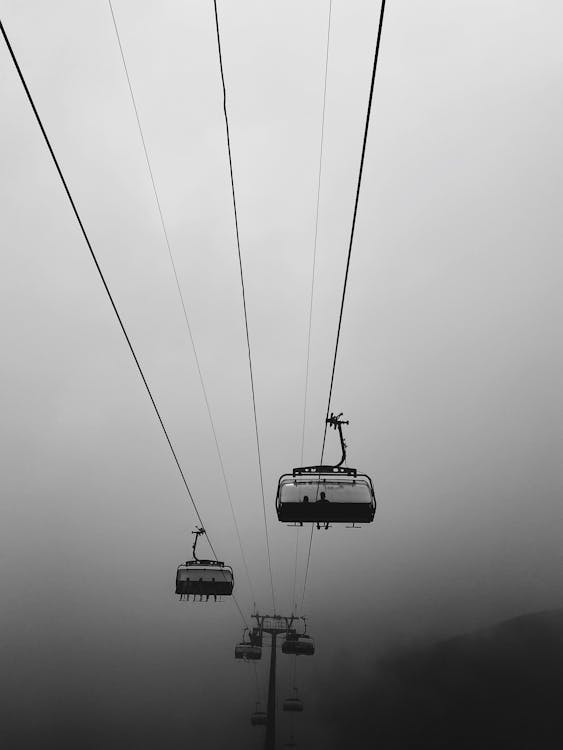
<box><xmin>2</xmin><ymin>1</ymin><xmax>563</xmax><ymax>748</ymax></box>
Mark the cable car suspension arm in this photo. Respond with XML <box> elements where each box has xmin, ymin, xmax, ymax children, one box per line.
<box><xmin>326</xmin><ymin>412</ymin><xmax>349</xmax><ymax>467</ymax></box>
<box><xmin>191</xmin><ymin>526</ymin><xmax>206</xmax><ymax>562</ymax></box>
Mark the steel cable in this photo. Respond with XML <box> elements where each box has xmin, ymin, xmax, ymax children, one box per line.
<box><xmin>212</xmin><ymin>0</ymin><xmax>276</xmax><ymax>613</ymax></box>
<box><xmin>0</xmin><ymin>18</ymin><xmax>219</xmax><ymax>557</ymax></box>
<box><xmin>299</xmin><ymin>0</ymin><xmax>333</xmax><ymax>467</ymax></box>
<box><xmin>292</xmin><ymin>0</ymin><xmax>333</xmax><ymax>618</ymax></box>
<box><xmin>300</xmin><ymin>0</ymin><xmax>388</xmax><ymax>611</ymax></box>
<box><xmin>108</xmin><ymin>0</ymin><xmax>257</xmax><ymax>608</ymax></box>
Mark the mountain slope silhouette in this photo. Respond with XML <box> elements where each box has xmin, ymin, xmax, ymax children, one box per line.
<box><xmin>323</xmin><ymin>609</ymin><xmax>563</xmax><ymax>749</ymax></box>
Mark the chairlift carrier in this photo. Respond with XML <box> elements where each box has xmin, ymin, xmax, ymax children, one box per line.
<box><xmin>250</xmin><ymin>702</ymin><xmax>267</xmax><ymax>726</ymax></box>
<box><xmin>276</xmin><ymin>414</ymin><xmax>376</xmax><ymax>524</ymax></box>
<box><xmin>282</xmin><ymin>617</ymin><xmax>315</xmax><ymax>656</ymax></box>
<box><xmin>235</xmin><ymin>628</ymin><xmax>262</xmax><ymax>660</ymax></box>
<box><xmin>283</xmin><ymin>688</ymin><xmax>304</xmax><ymax>713</ymax></box>
<box><xmin>175</xmin><ymin>527</ymin><xmax>234</xmax><ymax>601</ymax></box>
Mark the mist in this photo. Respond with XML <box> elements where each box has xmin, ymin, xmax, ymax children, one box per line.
<box><xmin>2</xmin><ymin>1</ymin><xmax>562</xmax><ymax>748</ymax></box>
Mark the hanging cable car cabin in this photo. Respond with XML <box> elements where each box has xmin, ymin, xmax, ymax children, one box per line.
<box><xmin>235</xmin><ymin>628</ymin><xmax>262</xmax><ymax>660</ymax></box>
<box><xmin>283</xmin><ymin>691</ymin><xmax>304</xmax><ymax>713</ymax></box>
<box><xmin>282</xmin><ymin>617</ymin><xmax>315</xmax><ymax>656</ymax></box>
<box><xmin>235</xmin><ymin>642</ymin><xmax>261</xmax><ymax>660</ymax></box>
<box><xmin>175</xmin><ymin>527</ymin><xmax>234</xmax><ymax>602</ymax></box>
<box><xmin>276</xmin><ymin>414</ymin><xmax>376</xmax><ymax>525</ymax></box>
<box><xmin>282</xmin><ymin>632</ymin><xmax>315</xmax><ymax>656</ymax></box>
<box><xmin>250</xmin><ymin>703</ymin><xmax>267</xmax><ymax>726</ymax></box>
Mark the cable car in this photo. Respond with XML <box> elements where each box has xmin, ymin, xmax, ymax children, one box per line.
<box><xmin>250</xmin><ymin>703</ymin><xmax>267</xmax><ymax>726</ymax></box>
<box><xmin>283</xmin><ymin>690</ymin><xmax>304</xmax><ymax>713</ymax></box>
<box><xmin>235</xmin><ymin>628</ymin><xmax>262</xmax><ymax>660</ymax></box>
<box><xmin>281</xmin><ymin>617</ymin><xmax>315</xmax><ymax>656</ymax></box>
<box><xmin>276</xmin><ymin>413</ymin><xmax>376</xmax><ymax>527</ymax></box>
<box><xmin>235</xmin><ymin>642</ymin><xmax>262</xmax><ymax>660</ymax></box>
<box><xmin>175</xmin><ymin>527</ymin><xmax>234</xmax><ymax>602</ymax></box>
<box><xmin>250</xmin><ymin>626</ymin><xmax>263</xmax><ymax>647</ymax></box>
<box><xmin>282</xmin><ymin>633</ymin><xmax>315</xmax><ymax>656</ymax></box>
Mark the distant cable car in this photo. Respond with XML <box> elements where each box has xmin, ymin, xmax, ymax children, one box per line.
<box><xmin>276</xmin><ymin>413</ymin><xmax>376</xmax><ymax>528</ymax></box>
<box><xmin>250</xmin><ymin>626</ymin><xmax>263</xmax><ymax>647</ymax></box>
<box><xmin>235</xmin><ymin>642</ymin><xmax>262</xmax><ymax>660</ymax></box>
<box><xmin>282</xmin><ymin>633</ymin><xmax>315</xmax><ymax>656</ymax></box>
<box><xmin>282</xmin><ymin>617</ymin><xmax>315</xmax><ymax>656</ymax></box>
<box><xmin>283</xmin><ymin>689</ymin><xmax>304</xmax><ymax>713</ymax></box>
<box><xmin>175</xmin><ymin>527</ymin><xmax>234</xmax><ymax>602</ymax></box>
<box><xmin>235</xmin><ymin>628</ymin><xmax>262</xmax><ymax>660</ymax></box>
<box><xmin>250</xmin><ymin>703</ymin><xmax>267</xmax><ymax>726</ymax></box>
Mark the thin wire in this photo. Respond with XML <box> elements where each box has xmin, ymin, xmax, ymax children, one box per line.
<box><xmin>293</xmin><ymin>0</ymin><xmax>333</xmax><ymax>618</ymax></box>
<box><xmin>299</xmin><ymin>0</ymin><xmax>332</xmax><ymax>467</ymax></box>
<box><xmin>252</xmin><ymin>661</ymin><xmax>262</xmax><ymax>705</ymax></box>
<box><xmin>108</xmin><ymin>0</ymin><xmax>256</xmax><ymax>607</ymax></box>
<box><xmin>300</xmin><ymin>524</ymin><xmax>315</xmax><ymax>611</ymax></box>
<box><xmin>0</xmin><ymin>18</ymin><xmax>219</xmax><ymax>559</ymax></box>
<box><xmin>213</xmin><ymin>0</ymin><xmax>276</xmax><ymax>613</ymax></box>
<box><xmin>232</xmin><ymin>593</ymin><xmax>250</xmax><ymax>630</ymax></box>
<box><xmin>291</xmin><ymin>529</ymin><xmax>300</xmax><ymax>613</ymax></box>
<box><xmin>301</xmin><ymin>0</ymin><xmax>388</xmax><ymax>611</ymax></box>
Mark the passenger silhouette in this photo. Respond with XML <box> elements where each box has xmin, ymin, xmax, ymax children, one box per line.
<box><xmin>318</xmin><ymin>491</ymin><xmax>328</xmax><ymax>502</ymax></box>
<box><xmin>303</xmin><ymin>495</ymin><xmax>309</xmax><ymax>503</ymax></box>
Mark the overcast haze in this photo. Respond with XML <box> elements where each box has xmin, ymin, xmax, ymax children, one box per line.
<box><xmin>2</xmin><ymin>1</ymin><xmax>563</xmax><ymax>748</ymax></box>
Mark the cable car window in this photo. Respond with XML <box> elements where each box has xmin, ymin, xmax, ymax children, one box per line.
<box><xmin>278</xmin><ymin>476</ymin><xmax>374</xmax><ymax>504</ymax></box>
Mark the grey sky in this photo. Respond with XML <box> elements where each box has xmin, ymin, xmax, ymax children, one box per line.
<box><xmin>2</xmin><ymin>1</ymin><xmax>562</xmax><ymax>748</ymax></box>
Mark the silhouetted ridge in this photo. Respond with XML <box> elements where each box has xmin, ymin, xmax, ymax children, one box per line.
<box><xmin>324</xmin><ymin>609</ymin><xmax>563</xmax><ymax>749</ymax></box>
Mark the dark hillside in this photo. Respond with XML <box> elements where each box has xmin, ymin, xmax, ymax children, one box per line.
<box><xmin>323</xmin><ymin>609</ymin><xmax>563</xmax><ymax>749</ymax></box>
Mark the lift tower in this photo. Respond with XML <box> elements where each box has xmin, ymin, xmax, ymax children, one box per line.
<box><xmin>252</xmin><ymin>614</ymin><xmax>296</xmax><ymax>750</ymax></box>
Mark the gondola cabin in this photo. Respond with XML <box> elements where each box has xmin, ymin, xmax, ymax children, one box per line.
<box><xmin>235</xmin><ymin>643</ymin><xmax>262</xmax><ymax>660</ymax></box>
<box><xmin>251</xmin><ymin>704</ymin><xmax>267</xmax><ymax>726</ymax></box>
<box><xmin>282</xmin><ymin>633</ymin><xmax>315</xmax><ymax>656</ymax></box>
<box><xmin>276</xmin><ymin>466</ymin><xmax>375</xmax><ymax>524</ymax></box>
<box><xmin>283</xmin><ymin>697</ymin><xmax>304</xmax><ymax>713</ymax></box>
<box><xmin>175</xmin><ymin>560</ymin><xmax>234</xmax><ymax>601</ymax></box>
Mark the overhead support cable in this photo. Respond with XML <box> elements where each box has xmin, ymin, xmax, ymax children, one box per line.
<box><xmin>321</xmin><ymin>0</ymin><xmax>387</xmax><ymax>457</ymax></box>
<box><xmin>232</xmin><ymin>593</ymin><xmax>250</xmax><ymax>630</ymax></box>
<box><xmin>212</xmin><ymin>0</ymin><xmax>277</xmax><ymax>613</ymax></box>
<box><xmin>0</xmin><ymin>18</ymin><xmax>218</xmax><ymax>558</ymax></box>
<box><xmin>300</xmin><ymin>524</ymin><xmax>315</xmax><ymax>611</ymax></box>
<box><xmin>107</xmin><ymin>0</ymin><xmax>256</xmax><ymax>608</ymax></box>
<box><xmin>301</xmin><ymin>0</ymin><xmax>388</xmax><ymax>611</ymax></box>
<box><xmin>294</xmin><ymin>0</ymin><xmax>333</xmax><ymax>617</ymax></box>
<box><xmin>299</xmin><ymin>0</ymin><xmax>333</xmax><ymax>467</ymax></box>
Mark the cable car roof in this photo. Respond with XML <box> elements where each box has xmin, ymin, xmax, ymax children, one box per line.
<box><xmin>177</xmin><ymin>560</ymin><xmax>233</xmax><ymax>572</ymax></box>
